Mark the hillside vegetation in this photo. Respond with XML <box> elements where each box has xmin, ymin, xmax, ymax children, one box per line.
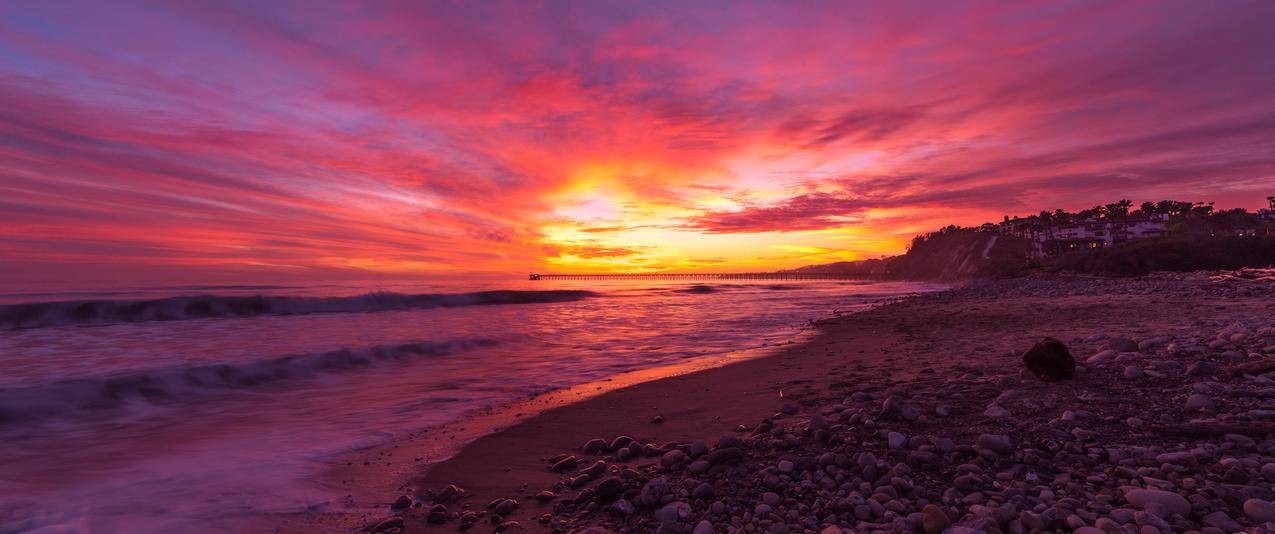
<box><xmin>1041</xmin><ymin>235</ymin><xmax>1275</xmax><ymax>276</ymax></box>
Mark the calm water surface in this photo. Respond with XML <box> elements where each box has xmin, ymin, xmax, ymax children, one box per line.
<box><xmin>0</xmin><ymin>278</ymin><xmax>943</xmax><ymax>532</ymax></box>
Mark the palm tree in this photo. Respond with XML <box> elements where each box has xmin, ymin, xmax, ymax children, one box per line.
<box><xmin>1267</xmin><ymin>196</ymin><xmax>1274</xmax><ymax>210</ymax></box>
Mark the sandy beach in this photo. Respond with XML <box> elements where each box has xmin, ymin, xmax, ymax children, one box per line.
<box><xmin>286</xmin><ymin>271</ymin><xmax>1275</xmax><ymax>533</ymax></box>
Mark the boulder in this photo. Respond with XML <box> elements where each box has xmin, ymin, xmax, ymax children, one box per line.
<box><xmin>1022</xmin><ymin>337</ymin><xmax>1075</xmax><ymax>381</ymax></box>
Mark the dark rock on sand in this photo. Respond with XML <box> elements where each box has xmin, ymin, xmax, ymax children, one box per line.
<box><xmin>390</xmin><ymin>495</ymin><xmax>411</xmax><ymax>511</ymax></box>
<box><xmin>594</xmin><ymin>477</ymin><xmax>625</xmax><ymax>503</ymax></box>
<box><xmin>1021</xmin><ymin>337</ymin><xmax>1075</xmax><ymax>381</ymax></box>
<box><xmin>582</xmin><ymin>438</ymin><xmax>607</xmax><ymax>454</ymax></box>
<box><xmin>434</xmin><ymin>484</ymin><xmax>464</xmax><ymax>504</ymax></box>
<box><xmin>551</xmin><ymin>456</ymin><xmax>579</xmax><ymax>472</ymax></box>
<box><xmin>426</xmin><ymin>504</ymin><xmax>450</xmax><ymax>524</ymax></box>
<box><xmin>370</xmin><ymin>517</ymin><xmax>405</xmax><ymax>532</ymax></box>
<box><xmin>492</xmin><ymin>498</ymin><xmax>518</xmax><ymax>516</ymax></box>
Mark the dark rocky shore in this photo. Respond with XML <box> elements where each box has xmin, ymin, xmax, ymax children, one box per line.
<box><xmin>371</xmin><ymin>270</ymin><xmax>1275</xmax><ymax>534</ymax></box>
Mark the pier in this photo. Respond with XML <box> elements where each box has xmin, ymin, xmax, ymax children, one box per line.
<box><xmin>528</xmin><ymin>272</ymin><xmax>887</xmax><ymax>280</ymax></box>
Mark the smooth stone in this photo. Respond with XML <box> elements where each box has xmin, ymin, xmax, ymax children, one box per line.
<box><xmin>888</xmin><ymin>431</ymin><xmax>907</xmax><ymax>450</ymax></box>
<box><xmin>976</xmin><ymin>434</ymin><xmax>1013</xmax><ymax>454</ymax></box>
<box><xmin>1087</xmin><ymin>350</ymin><xmax>1117</xmax><ymax>364</ymax></box>
<box><xmin>1109</xmin><ymin>337</ymin><xmax>1140</xmax><ymax>352</ymax></box>
<box><xmin>984</xmin><ymin>404</ymin><xmax>1010</xmax><ymax>418</ymax></box>
<box><xmin>692</xmin><ymin>519</ymin><xmax>715</xmax><ymax>534</ymax></box>
<box><xmin>661</xmin><ymin>449</ymin><xmax>686</xmax><ymax>468</ymax></box>
<box><xmin>1244</xmin><ymin>498</ymin><xmax>1275</xmax><ymax>523</ymax></box>
<box><xmin>1185</xmin><ymin>394</ymin><xmax>1215</xmax><ymax>411</ymax></box>
<box><xmin>1123</xmin><ymin>488</ymin><xmax>1190</xmax><ymax>517</ymax></box>
<box><xmin>921</xmin><ymin>503</ymin><xmax>950</xmax><ymax>534</ymax></box>
<box><xmin>654</xmin><ymin>501</ymin><xmax>691</xmax><ymax>523</ymax></box>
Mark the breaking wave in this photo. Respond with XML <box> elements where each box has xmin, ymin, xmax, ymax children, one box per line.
<box><xmin>0</xmin><ymin>338</ymin><xmax>498</xmax><ymax>426</ymax></box>
<box><xmin>673</xmin><ymin>285</ymin><xmax>719</xmax><ymax>294</ymax></box>
<box><xmin>0</xmin><ymin>290</ymin><xmax>596</xmax><ymax>329</ymax></box>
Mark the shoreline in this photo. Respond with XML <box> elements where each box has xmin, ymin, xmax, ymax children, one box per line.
<box><xmin>267</xmin><ymin>290</ymin><xmax>925</xmax><ymax>533</ymax></box>
<box><xmin>284</xmin><ymin>272</ymin><xmax>1275</xmax><ymax>533</ymax></box>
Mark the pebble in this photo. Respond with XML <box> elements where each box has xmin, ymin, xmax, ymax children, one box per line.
<box><xmin>1244</xmin><ymin>498</ymin><xmax>1275</xmax><ymax>523</ymax></box>
<box><xmin>1123</xmin><ymin>488</ymin><xmax>1191</xmax><ymax>517</ymax></box>
<box><xmin>888</xmin><ymin>431</ymin><xmax>907</xmax><ymax>449</ymax></box>
<box><xmin>1184</xmin><ymin>394</ymin><xmax>1215</xmax><ymax>411</ymax></box>
<box><xmin>921</xmin><ymin>503</ymin><xmax>949</xmax><ymax>533</ymax></box>
<box><xmin>983</xmin><ymin>404</ymin><xmax>1010</xmax><ymax>418</ymax></box>
<box><xmin>692</xmin><ymin>519</ymin><xmax>715</xmax><ymax>534</ymax></box>
<box><xmin>975</xmin><ymin>434</ymin><xmax>1013</xmax><ymax>455</ymax></box>
<box><xmin>1109</xmin><ymin>337</ymin><xmax>1140</xmax><ymax>352</ymax></box>
<box><xmin>654</xmin><ymin>501</ymin><xmax>690</xmax><ymax>523</ymax></box>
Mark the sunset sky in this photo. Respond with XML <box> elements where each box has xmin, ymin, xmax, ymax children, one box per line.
<box><xmin>2</xmin><ymin>0</ymin><xmax>1274</xmax><ymax>283</ymax></box>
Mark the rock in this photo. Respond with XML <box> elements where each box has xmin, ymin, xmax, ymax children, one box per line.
<box><xmin>1022</xmin><ymin>337</ymin><xmax>1076</xmax><ymax>380</ymax></box>
<box><xmin>578</xmin><ymin>459</ymin><xmax>606</xmax><ymax>478</ymax></box>
<box><xmin>1185</xmin><ymin>361</ymin><xmax>1217</xmax><ymax>376</ymax></box>
<box><xmin>777</xmin><ymin>460</ymin><xmax>794</xmax><ymax>473</ymax></box>
<box><xmin>692</xmin><ymin>482</ymin><xmax>715</xmax><ymax>500</ymax></box>
<box><xmin>1123</xmin><ymin>365</ymin><xmax>1143</xmax><ymax>379</ymax></box>
<box><xmin>435</xmin><ymin>484</ymin><xmax>465</xmax><ymax>504</ymax></box>
<box><xmin>1087</xmin><ymin>349</ymin><xmax>1117</xmax><ymax>364</ymax></box>
<box><xmin>1185</xmin><ymin>394</ymin><xmax>1215</xmax><ymax>411</ymax></box>
<box><xmin>976</xmin><ymin>434</ymin><xmax>1013</xmax><ymax>455</ymax></box>
<box><xmin>1123</xmin><ymin>488</ymin><xmax>1191</xmax><ymax>517</ymax></box>
<box><xmin>594</xmin><ymin>477</ymin><xmax>624</xmax><ymax>503</ymax></box>
<box><xmin>582</xmin><ymin>438</ymin><xmax>607</xmax><ymax>454</ymax></box>
<box><xmin>654</xmin><ymin>501</ymin><xmax>691</xmax><ymax>523</ymax></box>
<box><xmin>551</xmin><ymin>456</ymin><xmax>579</xmax><ymax>472</ymax></box>
<box><xmin>390</xmin><ymin>495</ymin><xmax>411</xmax><ymax>510</ymax></box>
<box><xmin>820</xmin><ymin>527</ymin><xmax>844</xmax><ymax>534</ymax></box>
<box><xmin>1202</xmin><ymin>510</ymin><xmax>1240</xmax><ymax>531</ymax></box>
<box><xmin>1262</xmin><ymin>463</ymin><xmax>1275</xmax><ymax>482</ymax></box>
<box><xmin>887</xmin><ymin>431</ymin><xmax>906</xmax><ymax>449</ymax></box>
<box><xmin>1244</xmin><ymin>498</ymin><xmax>1275</xmax><ymax>523</ymax></box>
<box><xmin>426</xmin><ymin>504</ymin><xmax>450</xmax><ymax>524</ymax></box>
<box><xmin>692</xmin><ymin>520</ymin><xmax>715</xmax><ymax>534</ymax></box>
<box><xmin>921</xmin><ymin>503</ymin><xmax>950</xmax><ymax>534</ymax></box>
<box><xmin>689</xmin><ymin>440</ymin><xmax>708</xmax><ymax>457</ymax></box>
<box><xmin>661</xmin><ymin>449</ymin><xmax>686</xmax><ymax>468</ymax></box>
<box><xmin>607</xmin><ymin>436</ymin><xmax>634</xmax><ymax>450</ymax></box>
<box><xmin>639</xmin><ymin>477</ymin><xmax>671</xmax><ymax>506</ymax></box>
<box><xmin>983</xmin><ymin>404</ymin><xmax>1010</xmax><ymax>418</ymax></box>
<box><xmin>707</xmin><ymin>447</ymin><xmax>743</xmax><ymax>465</ymax></box>
<box><xmin>607</xmin><ymin>499</ymin><xmax>635</xmax><ymax>517</ymax></box>
<box><xmin>1109</xmin><ymin>337</ymin><xmax>1140</xmax><ymax>352</ymax></box>
<box><xmin>493</xmin><ymin>498</ymin><xmax>517</xmax><ymax>516</ymax></box>
<box><xmin>371</xmin><ymin>517</ymin><xmax>406</xmax><ymax>532</ymax></box>
<box><xmin>534</xmin><ymin>490</ymin><xmax>556</xmax><ymax>503</ymax></box>
<box><xmin>650</xmin><ymin>415</ymin><xmax>664</xmax><ymax>424</ymax></box>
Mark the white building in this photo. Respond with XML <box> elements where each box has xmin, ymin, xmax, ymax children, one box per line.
<box><xmin>1001</xmin><ymin>214</ymin><xmax>1170</xmax><ymax>258</ymax></box>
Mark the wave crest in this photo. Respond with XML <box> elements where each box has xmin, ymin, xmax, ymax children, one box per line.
<box><xmin>0</xmin><ymin>290</ymin><xmax>596</xmax><ymax>329</ymax></box>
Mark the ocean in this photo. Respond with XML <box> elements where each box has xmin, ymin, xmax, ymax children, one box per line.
<box><xmin>0</xmin><ymin>278</ymin><xmax>944</xmax><ymax>532</ymax></box>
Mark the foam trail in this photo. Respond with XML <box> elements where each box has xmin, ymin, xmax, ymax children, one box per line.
<box><xmin>0</xmin><ymin>338</ymin><xmax>499</xmax><ymax>426</ymax></box>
